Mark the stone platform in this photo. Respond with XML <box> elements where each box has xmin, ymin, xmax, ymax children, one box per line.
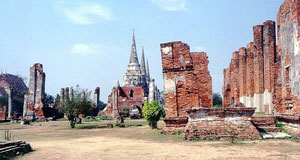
<box><xmin>184</xmin><ymin>106</ymin><xmax>261</xmax><ymax>140</ymax></box>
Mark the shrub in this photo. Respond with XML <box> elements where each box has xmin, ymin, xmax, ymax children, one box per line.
<box><xmin>142</xmin><ymin>101</ymin><xmax>164</xmax><ymax>129</ymax></box>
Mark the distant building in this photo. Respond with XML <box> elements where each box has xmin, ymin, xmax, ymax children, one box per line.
<box><xmin>0</xmin><ymin>73</ymin><xmax>27</xmax><ymax>120</ymax></box>
<box><xmin>101</xmin><ymin>30</ymin><xmax>160</xmax><ymax>117</ymax></box>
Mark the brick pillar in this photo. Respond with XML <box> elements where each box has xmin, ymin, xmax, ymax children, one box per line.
<box><xmin>253</xmin><ymin>25</ymin><xmax>265</xmax><ymax>112</ymax></box>
<box><xmin>231</xmin><ymin>51</ymin><xmax>240</xmax><ymax>104</ymax></box>
<box><xmin>223</xmin><ymin>68</ymin><xmax>231</xmax><ymax>107</ymax></box>
<box><xmin>246</xmin><ymin>43</ymin><xmax>255</xmax><ymax>107</ymax></box>
<box><xmin>5</xmin><ymin>87</ymin><xmax>13</xmax><ymax>119</ymax></box>
<box><xmin>238</xmin><ymin>47</ymin><xmax>247</xmax><ymax>104</ymax></box>
<box><xmin>94</xmin><ymin>87</ymin><xmax>100</xmax><ymax>107</ymax></box>
<box><xmin>263</xmin><ymin>20</ymin><xmax>276</xmax><ymax>114</ymax></box>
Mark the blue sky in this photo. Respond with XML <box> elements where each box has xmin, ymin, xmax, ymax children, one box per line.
<box><xmin>0</xmin><ymin>0</ymin><xmax>284</xmax><ymax>102</ymax></box>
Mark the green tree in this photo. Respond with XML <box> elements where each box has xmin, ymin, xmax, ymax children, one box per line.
<box><xmin>142</xmin><ymin>101</ymin><xmax>164</xmax><ymax>129</ymax></box>
<box><xmin>57</xmin><ymin>85</ymin><xmax>94</xmax><ymax>128</ymax></box>
<box><xmin>213</xmin><ymin>92</ymin><xmax>223</xmax><ymax>108</ymax></box>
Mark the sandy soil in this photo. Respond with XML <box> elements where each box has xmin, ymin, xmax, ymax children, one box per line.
<box><xmin>0</xmin><ymin>120</ymin><xmax>299</xmax><ymax>160</ymax></box>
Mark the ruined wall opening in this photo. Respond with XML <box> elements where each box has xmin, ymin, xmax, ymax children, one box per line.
<box><xmin>230</xmin><ymin>98</ymin><xmax>234</xmax><ymax>104</ymax></box>
<box><xmin>129</xmin><ymin>89</ymin><xmax>134</xmax><ymax>98</ymax></box>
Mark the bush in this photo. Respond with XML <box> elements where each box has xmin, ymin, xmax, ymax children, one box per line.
<box><xmin>121</xmin><ymin>107</ymin><xmax>130</xmax><ymax>117</ymax></box>
<box><xmin>142</xmin><ymin>101</ymin><xmax>164</xmax><ymax>129</ymax></box>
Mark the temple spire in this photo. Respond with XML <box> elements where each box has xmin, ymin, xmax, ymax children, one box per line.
<box><xmin>140</xmin><ymin>46</ymin><xmax>146</xmax><ymax>75</ymax></box>
<box><xmin>146</xmin><ymin>58</ymin><xmax>150</xmax><ymax>81</ymax></box>
<box><xmin>117</xmin><ymin>79</ymin><xmax>120</xmax><ymax>87</ymax></box>
<box><xmin>129</xmin><ymin>29</ymin><xmax>139</xmax><ymax>64</ymax></box>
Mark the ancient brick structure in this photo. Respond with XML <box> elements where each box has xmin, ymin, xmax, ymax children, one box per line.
<box><xmin>93</xmin><ymin>87</ymin><xmax>100</xmax><ymax>107</ymax></box>
<box><xmin>101</xmin><ymin>31</ymin><xmax>160</xmax><ymax>117</ymax></box>
<box><xmin>223</xmin><ymin>20</ymin><xmax>276</xmax><ymax>114</ymax></box>
<box><xmin>223</xmin><ymin>0</ymin><xmax>300</xmax><ymax>137</ymax></box>
<box><xmin>0</xmin><ymin>73</ymin><xmax>27</xmax><ymax>120</ymax></box>
<box><xmin>160</xmin><ymin>41</ymin><xmax>213</xmax><ymax>134</ymax></box>
<box><xmin>275</xmin><ymin>0</ymin><xmax>300</xmax><ymax>115</ymax></box>
<box><xmin>23</xmin><ymin>63</ymin><xmax>46</xmax><ymax>120</ymax></box>
<box><xmin>184</xmin><ymin>103</ymin><xmax>260</xmax><ymax>140</ymax></box>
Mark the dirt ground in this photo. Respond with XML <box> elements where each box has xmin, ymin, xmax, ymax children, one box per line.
<box><xmin>0</xmin><ymin>120</ymin><xmax>300</xmax><ymax>160</ymax></box>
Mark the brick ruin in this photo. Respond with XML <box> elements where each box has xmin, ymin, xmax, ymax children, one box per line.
<box><xmin>223</xmin><ymin>20</ymin><xmax>276</xmax><ymax>114</ymax></box>
<box><xmin>101</xmin><ymin>31</ymin><xmax>161</xmax><ymax>118</ymax></box>
<box><xmin>0</xmin><ymin>73</ymin><xmax>27</xmax><ymax>120</ymax></box>
<box><xmin>23</xmin><ymin>63</ymin><xmax>46</xmax><ymax>120</ymax></box>
<box><xmin>184</xmin><ymin>103</ymin><xmax>260</xmax><ymax>140</ymax></box>
<box><xmin>103</xmin><ymin>84</ymin><xmax>145</xmax><ymax>118</ymax></box>
<box><xmin>223</xmin><ymin>0</ymin><xmax>300</xmax><ymax>137</ymax></box>
<box><xmin>160</xmin><ymin>41</ymin><xmax>213</xmax><ymax>134</ymax></box>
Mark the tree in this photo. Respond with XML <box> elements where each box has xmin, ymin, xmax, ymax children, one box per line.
<box><xmin>142</xmin><ymin>101</ymin><xmax>164</xmax><ymax>129</ymax></box>
<box><xmin>57</xmin><ymin>85</ymin><xmax>94</xmax><ymax>128</ymax></box>
<box><xmin>213</xmin><ymin>92</ymin><xmax>223</xmax><ymax>107</ymax></box>
<box><xmin>43</xmin><ymin>93</ymin><xmax>54</xmax><ymax>107</ymax></box>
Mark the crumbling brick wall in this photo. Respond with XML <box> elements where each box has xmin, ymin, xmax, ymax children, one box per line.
<box><xmin>275</xmin><ymin>0</ymin><xmax>300</xmax><ymax>115</ymax></box>
<box><xmin>223</xmin><ymin>21</ymin><xmax>276</xmax><ymax>114</ymax></box>
<box><xmin>184</xmin><ymin>105</ymin><xmax>260</xmax><ymax>140</ymax></box>
<box><xmin>223</xmin><ymin>0</ymin><xmax>300</xmax><ymax>116</ymax></box>
<box><xmin>101</xmin><ymin>86</ymin><xmax>145</xmax><ymax>118</ymax></box>
<box><xmin>23</xmin><ymin>63</ymin><xmax>46</xmax><ymax>120</ymax></box>
<box><xmin>161</xmin><ymin>41</ymin><xmax>212</xmax><ymax>134</ymax></box>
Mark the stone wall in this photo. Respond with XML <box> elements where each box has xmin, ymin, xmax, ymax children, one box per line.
<box><xmin>160</xmin><ymin>41</ymin><xmax>212</xmax><ymax>134</ymax></box>
<box><xmin>184</xmin><ymin>104</ymin><xmax>260</xmax><ymax>140</ymax></box>
<box><xmin>23</xmin><ymin>63</ymin><xmax>46</xmax><ymax>120</ymax></box>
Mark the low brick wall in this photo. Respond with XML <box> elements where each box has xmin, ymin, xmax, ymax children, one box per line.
<box><xmin>161</xmin><ymin>117</ymin><xmax>188</xmax><ymax>135</ymax></box>
<box><xmin>184</xmin><ymin>107</ymin><xmax>261</xmax><ymax>140</ymax></box>
<box><xmin>276</xmin><ymin>114</ymin><xmax>300</xmax><ymax>139</ymax></box>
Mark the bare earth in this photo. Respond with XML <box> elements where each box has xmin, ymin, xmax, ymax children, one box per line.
<box><xmin>0</xmin><ymin>120</ymin><xmax>300</xmax><ymax>160</ymax></box>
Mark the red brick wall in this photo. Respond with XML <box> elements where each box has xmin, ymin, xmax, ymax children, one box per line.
<box><xmin>275</xmin><ymin>0</ymin><xmax>300</xmax><ymax>115</ymax></box>
<box><xmin>246</xmin><ymin>43</ymin><xmax>255</xmax><ymax>98</ymax></box>
<box><xmin>191</xmin><ymin>52</ymin><xmax>213</xmax><ymax>107</ymax></box>
<box><xmin>161</xmin><ymin>41</ymin><xmax>212</xmax><ymax>118</ymax></box>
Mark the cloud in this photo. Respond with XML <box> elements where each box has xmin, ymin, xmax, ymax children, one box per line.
<box><xmin>151</xmin><ymin>0</ymin><xmax>187</xmax><ymax>11</ymax></box>
<box><xmin>71</xmin><ymin>43</ymin><xmax>97</xmax><ymax>55</ymax></box>
<box><xmin>63</xmin><ymin>3</ymin><xmax>115</xmax><ymax>25</ymax></box>
<box><xmin>193</xmin><ymin>46</ymin><xmax>206</xmax><ymax>52</ymax></box>
<box><xmin>70</xmin><ymin>43</ymin><xmax>121</xmax><ymax>56</ymax></box>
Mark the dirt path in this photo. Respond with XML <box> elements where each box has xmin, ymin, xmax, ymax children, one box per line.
<box><xmin>18</xmin><ymin>135</ymin><xmax>300</xmax><ymax>160</ymax></box>
<box><xmin>0</xmin><ymin>121</ymin><xmax>299</xmax><ymax>160</ymax></box>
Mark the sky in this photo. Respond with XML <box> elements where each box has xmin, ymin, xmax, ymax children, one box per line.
<box><xmin>0</xmin><ymin>0</ymin><xmax>284</xmax><ymax>102</ymax></box>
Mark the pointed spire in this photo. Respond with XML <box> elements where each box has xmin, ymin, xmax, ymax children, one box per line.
<box><xmin>146</xmin><ymin>58</ymin><xmax>150</xmax><ymax>80</ymax></box>
<box><xmin>140</xmin><ymin>46</ymin><xmax>146</xmax><ymax>75</ymax></box>
<box><xmin>129</xmin><ymin>29</ymin><xmax>139</xmax><ymax>65</ymax></box>
<box><xmin>117</xmin><ymin>79</ymin><xmax>120</xmax><ymax>87</ymax></box>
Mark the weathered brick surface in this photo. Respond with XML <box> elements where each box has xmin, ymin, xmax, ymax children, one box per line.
<box><xmin>184</xmin><ymin>103</ymin><xmax>260</xmax><ymax>140</ymax></box>
<box><xmin>23</xmin><ymin>63</ymin><xmax>46</xmax><ymax>120</ymax></box>
<box><xmin>191</xmin><ymin>52</ymin><xmax>213</xmax><ymax>107</ymax></box>
<box><xmin>223</xmin><ymin>0</ymin><xmax>300</xmax><ymax>129</ymax></box>
<box><xmin>274</xmin><ymin>0</ymin><xmax>300</xmax><ymax>116</ymax></box>
<box><xmin>101</xmin><ymin>86</ymin><xmax>145</xmax><ymax>118</ymax></box>
<box><xmin>223</xmin><ymin>20</ymin><xmax>276</xmax><ymax>113</ymax></box>
<box><xmin>160</xmin><ymin>41</ymin><xmax>213</xmax><ymax>134</ymax></box>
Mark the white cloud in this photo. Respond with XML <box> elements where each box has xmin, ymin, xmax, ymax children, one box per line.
<box><xmin>70</xmin><ymin>43</ymin><xmax>121</xmax><ymax>56</ymax></box>
<box><xmin>63</xmin><ymin>3</ymin><xmax>114</xmax><ymax>25</ymax></box>
<box><xmin>71</xmin><ymin>43</ymin><xmax>97</xmax><ymax>55</ymax></box>
<box><xmin>193</xmin><ymin>46</ymin><xmax>206</xmax><ymax>52</ymax></box>
<box><xmin>151</xmin><ymin>0</ymin><xmax>187</xmax><ymax>11</ymax></box>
